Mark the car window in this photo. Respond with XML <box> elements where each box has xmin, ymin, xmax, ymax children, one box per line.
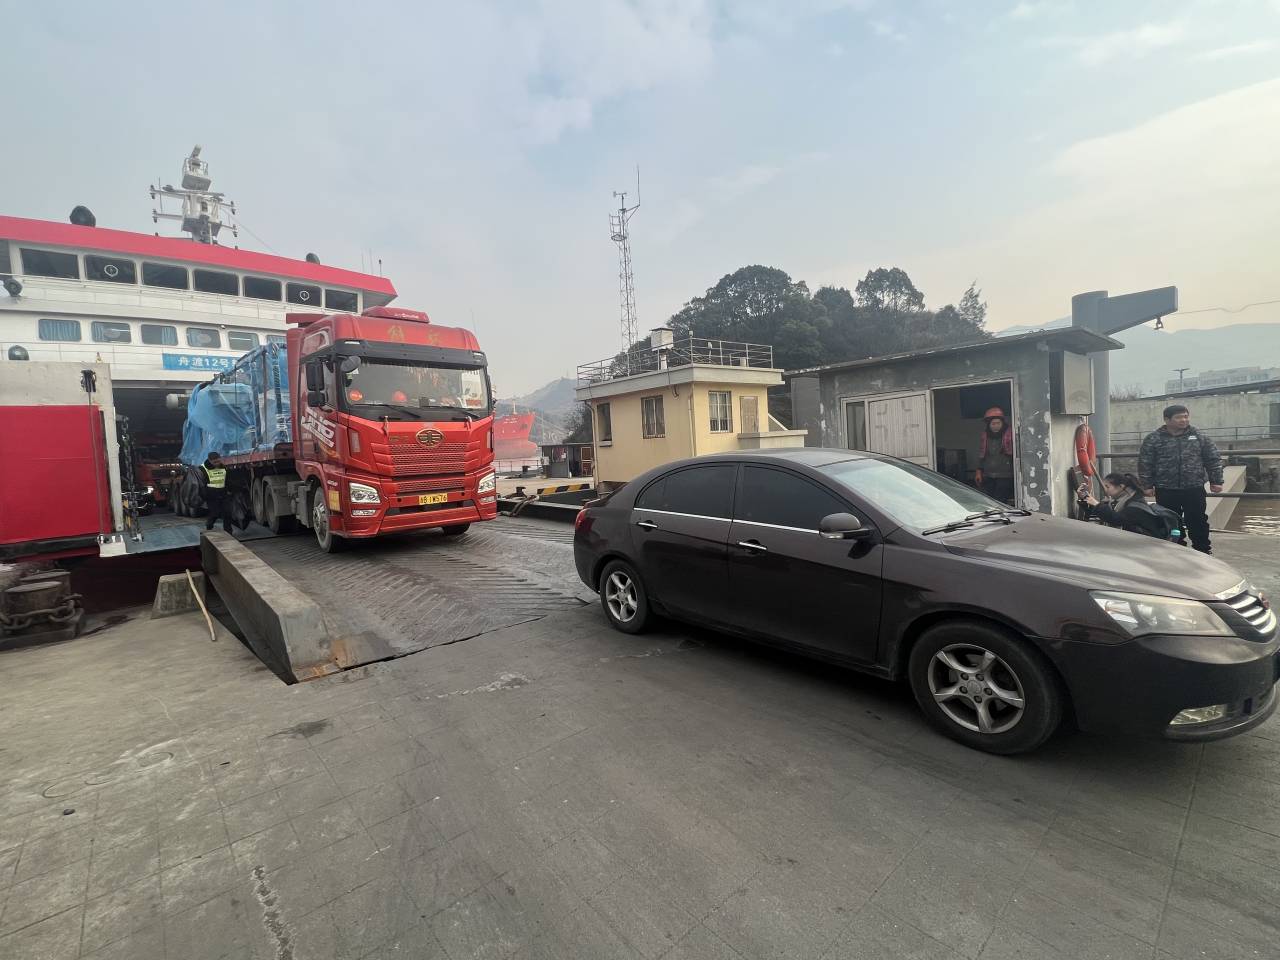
<box><xmin>818</xmin><ymin>457</ymin><xmax>1000</xmax><ymax>530</ymax></box>
<box><xmin>636</xmin><ymin>465</ymin><xmax>735</xmax><ymax>519</ymax></box>
<box><xmin>737</xmin><ymin>466</ymin><xmax>850</xmax><ymax>530</ymax></box>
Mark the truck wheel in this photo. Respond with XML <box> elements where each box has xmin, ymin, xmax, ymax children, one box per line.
<box><xmin>907</xmin><ymin>621</ymin><xmax>1064</xmax><ymax>755</ymax></box>
<box><xmin>312</xmin><ymin>490</ymin><xmax>344</xmax><ymax>553</ymax></box>
<box><xmin>266</xmin><ymin>489</ymin><xmax>297</xmax><ymax>535</ymax></box>
<box><xmin>251</xmin><ymin>481</ymin><xmax>266</xmax><ymax>526</ymax></box>
<box><xmin>440</xmin><ymin>524</ymin><xmax>470</xmax><ymax>536</ymax></box>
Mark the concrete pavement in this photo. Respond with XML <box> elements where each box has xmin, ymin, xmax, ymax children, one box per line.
<box><xmin>2</xmin><ymin>527</ymin><xmax>1279</xmax><ymax>959</ymax></box>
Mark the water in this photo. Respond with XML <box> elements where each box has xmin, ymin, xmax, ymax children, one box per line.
<box><xmin>1226</xmin><ymin>497</ymin><xmax>1280</xmax><ymax>537</ymax></box>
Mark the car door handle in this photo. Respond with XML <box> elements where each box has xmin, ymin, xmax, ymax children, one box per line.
<box><xmin>636</xmin><ymin>520</ymin><xmax>658</xmax><ymax>531</ymax></box>
<box><xmin>736</xmin><ymin>540</ymin><xmax>767</xmax><ymax>553</ymax></box>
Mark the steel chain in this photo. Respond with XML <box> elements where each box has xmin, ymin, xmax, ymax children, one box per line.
<box><xmin>0</xmin><ymin>594</ymin><xmax>83</xmax><ymax>631</ymax></box>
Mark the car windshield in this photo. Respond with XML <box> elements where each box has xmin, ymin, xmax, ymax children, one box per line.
<box><xmin>818</xmin><ymin>457</ymin><xmax>1009</xmax><ymax>531</ymax></box>
<box><xmin>340</xmin><ymin>358</ymin><xmax>489</xmax><ymax>418</ymax></box>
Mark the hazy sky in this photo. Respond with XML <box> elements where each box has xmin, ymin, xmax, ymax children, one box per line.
<box><xmin>4</xmin><ymin>0</ymin><xmax>1278</xmax><ymax>394</ymax></box>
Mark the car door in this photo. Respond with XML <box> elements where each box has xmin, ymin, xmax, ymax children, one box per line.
<box><xmin>726</xmin><ymin>464</ymin><xmax>883</xmax><ymax>663</ymax></box>
<box><xmin>630</xmin><ymin>464</ymin><xmax>736</xmax><ymax>623</ymax></box>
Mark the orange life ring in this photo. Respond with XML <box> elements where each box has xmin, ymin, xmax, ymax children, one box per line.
<box><xmin>1074</xmin><ymin>423</ymin><xmax>1097</xmax><ymax>477</ymax></box>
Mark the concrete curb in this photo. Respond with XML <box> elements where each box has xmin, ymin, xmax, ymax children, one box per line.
<box><xmin>497</xmin><ymin>498</ymin><xmax>582</xmax><ymax>523</ymax></box>
<box><xmin>200</xmin><ymin>532</ymin><xmax>339</xmax><ymax>682</ymax></box>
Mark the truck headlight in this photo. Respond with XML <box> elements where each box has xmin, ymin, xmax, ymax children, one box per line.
<box><xmin>349</xmin><ymin>482</ymin><xmax>380</xmax><ymax>504</ymax></box>
<box><xmin>477</xmin><ymin>471</ymin><xmax>496</xmax><ymax>494</ymax></box>
<box><xmin>1091</xmin><ymin>592</ymin><xmax>1234</xmax><ymax>638</ymax></box>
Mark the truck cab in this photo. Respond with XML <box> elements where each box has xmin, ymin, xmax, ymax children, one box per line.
<box><xmin>283</xmin><ymin>306</ymin><xmax>497</xmax><ymax>550</ymax></box>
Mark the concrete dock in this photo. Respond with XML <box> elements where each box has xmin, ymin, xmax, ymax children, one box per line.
<box><xmin>1</xmin><ymin>518</ymin><xmax>1278</xmax><ymax>960</ymax></box>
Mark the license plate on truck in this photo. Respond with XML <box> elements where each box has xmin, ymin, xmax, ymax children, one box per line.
<box><xmin>418</xmin><ymin>493</ymin><xmax>449</xmax><ymax>505</ymax></box>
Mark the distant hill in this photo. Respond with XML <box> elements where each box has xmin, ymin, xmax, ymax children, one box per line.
<box><xmin>496</xmin><ymin>376</ymin><xmax>579</xmax><ymax>444</ymax></box>
<box><xmin>998</xmin><ymin>321</ymin><xmax>1280</xmax><ymax>396</ymax></box>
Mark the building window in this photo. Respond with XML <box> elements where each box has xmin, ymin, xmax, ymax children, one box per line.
<box><xmin>266</xmin><ymin>335</ymin><xmax>287</xmax><ymax>347</ymax></box>
<box><xmin>286</xmin><ymin>282</ymin><xmax>321</xmax><ymax>305</ymax></box>
<box><xmin>92</xmin><ymin>321</ymin><xmax>132</xmax><ymax>344</ymax></box>
<box><xmin>228</xmin><ymin>331</ymin><xmax>260</xmax><ymax>352</ymax></box>
<box><xmin>140</xmin><ymin>323</ymin><xmax>178</xmax><ymax>346</ymax></box>
<box><xmin>844</xmin><ymin>400</ymin><xmax>868</xmax><ymax>450</ymax></box>
<box><xmin>38</xmin><ymin>318</ymin><xmax>81</xmax><ymax>342</ymax></box>
<box><xmin>21</xmin><ymin>248</ymin><xmax>80</xmax><ymax>279</ymax></box>
<box><xmin>142</xmin><ymin>262</ymin><xmax>189</xmax><ymax>289</ymax></box>
<box><xmin>193</xmin><ymin>269</ymin><xmax>239</xmax><ymax>295</ymax></box>
<box><xmin>325</xmin><ymin>289</ymin><xmax>358</xmax><ymax>311</ymax></box>
<box><xmin>243</xmin><ymin>276</ymin><xmax>282</xmax><ymax>301</ymax></box>
<box><xmin>596</xmin><ymin>403</ymin><xmax>612</xmax><ymax>443</ymax></box>
<box><xmin>708</xmin><ymin>391</ymin><xmax>733</xmax><ymax>432</ymax></box>
<box><xmin>642</xmin><ymin>395</ymin><xmax>665</xmax><ymax>438</ymax></box>
<box><xmin>85</xmin><ymin>255</ymin><xmax>136</xmax><ymax>284</ymax></box>
<box><xmin>186</xmin><ymin>327</ymin><xmax>221</xmax><ymax>349</ymax></box>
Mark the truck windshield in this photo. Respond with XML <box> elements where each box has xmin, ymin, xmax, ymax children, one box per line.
<box><xmin>340</xmin><ymin>358</ymin><xmax>490</xmax><ymax>419</ymax></box>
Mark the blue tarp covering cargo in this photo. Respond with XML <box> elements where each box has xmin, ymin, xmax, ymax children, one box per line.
<box><xmin>180</xmin><ymin>343</ymin><xmax>292</xmax><ymax>465</ymax></box>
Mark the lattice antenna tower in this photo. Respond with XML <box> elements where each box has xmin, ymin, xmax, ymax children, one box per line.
<box><xmin>609</xmin><ymin>168</ymin><xmax>641</xmax><ymax>369</ymax></box>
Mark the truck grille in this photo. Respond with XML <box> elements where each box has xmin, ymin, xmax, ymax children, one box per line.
<box><xmin>387</xmin><ymin>442</ymin><xmax>469</xmax><ymax>476</ymax></box>
<box><xmin>395</xmin><ymin>475</ymin><xmax>466</xmax><ymax>494</ymax></box>
<box><xmin>1217</xmin><ymin>587</ymin><xmax>1276</xmax><ymax>640</ymax></box>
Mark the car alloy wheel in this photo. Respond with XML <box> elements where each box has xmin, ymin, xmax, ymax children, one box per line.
<box><xmin>928</xmin><ymin>643</ymin><xmax>1026</xmax><ymax>734</ymax></box>
<box><xmin>605</xmin><ymin>570</ymin><xmax>638</xmax><ymax>623</ymax></box>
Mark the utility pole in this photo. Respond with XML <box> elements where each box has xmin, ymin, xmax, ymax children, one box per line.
<box><xmin>610</xmin><ymin>168</ymin><xmax>641</xmax><ymax>372</ymax></box>
<box><xmin>1071</xmin><ymin>287</ymin><xmax>1178</xmax><ymax>456</ymax></box>
<box><xmin>1173</xmin><ymin>367</ymin><xmax>1190</xmax><ymax>392</ymax></box>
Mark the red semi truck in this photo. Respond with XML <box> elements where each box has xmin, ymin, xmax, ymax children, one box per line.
<box><xmin>192</xmin><ymin>306</ymin><xmax>498</xmax><ymax>551</ymax></box>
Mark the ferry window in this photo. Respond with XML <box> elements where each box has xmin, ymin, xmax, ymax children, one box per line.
<box><xmin>142</xmin><ymin>262</ymin><xmax>189</xmax><ymax>289</ymax></box>
<box><xmin>243</xmin><ymin>276</ymin><xmax>282</xmax><ymax>301</ymax></box>
<box><xmin>92</xmin><ymin>321</ymin><xmax>132</xmax><ymax>344</ymax></box>
<box><xmin>193</xmin><ymin>269</ymin><xmax>238</xmax><ymax>295</ymax></box>
<box><xmin>0</xmin><ymin>240</ymin><xmax>10</xmax><ymax>275</ymax></box>
<box><xmin>286</xmin><ymin>282</ymin><xmax>321</xmax><ymax>306</ymax></box>
<box><xmin>38</xmin><ymin>318</ymin><xmax>81</xmax><ymax>342</ymax></box>
<box><xmin>186</xmin><ymin>327</ymin><xmax>221</xmax><ymax>349</ymax></box>
<box><xmin>21</xmin><ymin>248</ymin><xmax>80</xmax><ymax>280</ymax></box>
<box><xmin>141</xmin><ymin>324</ymin><xmax>178</xmax><ymax>346</ymax></box>
<box><xmin>266</xmin><ymin>335</ymin><xmax>287</xmax><ymax>347</ymax></box>
<box><xmin>324</xmin><ymin>289</ymin><xmax>358</xmax><ymax>312</ymax></box>
<box><xmin>85</xmin><ymin>255</ymin><xmax>136</xmax><ymax>284</ymax></box>
<box><xmin>228</xmin><ymin>331</ymin><xmax>260</xmax><ymax>351</ymax></box>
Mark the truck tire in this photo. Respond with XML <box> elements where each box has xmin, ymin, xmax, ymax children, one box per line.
<box><xmin>266</xmin><ymin>489</ymin><xmax>297</xmax><ymax>535</ymax></box>
<box><xmin>440</xmin><ymin>524</ymin><xmax>470</xmax><ymax>536</ymax></box>
<box><xmin>312</xmin><ymin>488</ymin><xmax>344</xmax><ymax>553</ymax></box>
<box><xmin>251</xmin><ymin>481</ymin><xmax>266</xmax><ymax>526</ymax></box>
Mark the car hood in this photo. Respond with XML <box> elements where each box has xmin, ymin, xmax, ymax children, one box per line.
<box><xmin>938</xmin><ymin>514</ymin><xmax>1243</xmax><ymax>601</ymax></box>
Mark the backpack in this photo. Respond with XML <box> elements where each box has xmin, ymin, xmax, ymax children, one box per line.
<box><xmin>1124</xmin><ymin>500</ymin><xmax>1181</xmax><ymax>540</ymax></box>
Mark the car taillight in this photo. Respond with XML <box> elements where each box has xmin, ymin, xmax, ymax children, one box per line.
<box><xmin>348</xmin><ymin>429</ymin><xmax>361</xmax><ymax>454</ymax></box>
<box><xmin>574</xmin><ymin>509</ymin><xmax>588</xmax><ymax>532</ymax></box>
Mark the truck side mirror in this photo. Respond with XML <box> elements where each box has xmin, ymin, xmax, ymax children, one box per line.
<box><xmin>305</xmin><ymin>361</ymin><xmax>323</xmax><ymax>392</ymax></box>
<box><xmin>819</xmin><ymin>512</ymin><xmax>870</xmax><ymax>540</ymax></box>
<box><xmin>307</xmin><ymin>390</ymin><xmax>327</xmax><ymax>407</ymax></box>
<box><xmin>339</xmin><ymin>356</ymin><xmax>361</xmax><ymax>374</ymax></box>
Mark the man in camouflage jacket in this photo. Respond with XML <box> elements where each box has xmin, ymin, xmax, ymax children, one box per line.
<box><xmin>1137</xmin><ymin>404</ymin><xmax>1224</xmax><ymax>554</ymax></box>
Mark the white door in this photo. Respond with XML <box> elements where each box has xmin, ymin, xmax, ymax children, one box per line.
<box><xmin>866</xmin><ymin>393</ymin><xmax>933</xmax><ymax>466</ymax></box>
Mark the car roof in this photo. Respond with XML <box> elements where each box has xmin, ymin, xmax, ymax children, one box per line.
<box><xmin>694</xmin><ymin>447</ymin><xmax>872</xmax><ymax>468</ymax></box>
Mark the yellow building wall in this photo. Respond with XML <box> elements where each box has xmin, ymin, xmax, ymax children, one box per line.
<box><xmin>590</xmin><ymin>382</ymin><xmax>774</xmax><ymax>486</ymax></box>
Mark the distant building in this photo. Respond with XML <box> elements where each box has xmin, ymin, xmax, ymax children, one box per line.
<box><xmin>1165</xmin><ymin>366</ymin><xmax>1280</xmax><ymax>393</ymax></box>
<box><xmin>575</xmin><ymin>328</ymin><xmax>806</xmax><ymax>489</ymax></box>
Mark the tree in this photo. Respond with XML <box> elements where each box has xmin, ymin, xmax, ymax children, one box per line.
<box><xmin>959</xmin><ymin>282</ymin><xmax>987</xmax><ymax>328</ymax></box>
<box><xmin>564</xmin><ymin>403</ymin><xmax>593</xmax><ymax>443</ymax></box>
<box><xmin>854</xmin><ymin>267</ymin><xmax>925</xmax><ymax>313</ymax></box>
<box><xmin>1110</xmin><ymin>384</ymin><xmax>1146</xmax><ymax>401</ymax></box>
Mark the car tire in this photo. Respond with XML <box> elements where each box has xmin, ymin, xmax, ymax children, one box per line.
<box><xmin>908</xmin><ymin>621</ymin><xmax>1063</xmax><ymax>755</ymax></box>
<box><xmin>440</xmin><ymin>524</ymin><xmax>470</xmax><ymax>537</ymax></box>
<box><xmin>598</xmin><ymin>559</ymin><xmax>650</xmax><ymax>634</ymax></box>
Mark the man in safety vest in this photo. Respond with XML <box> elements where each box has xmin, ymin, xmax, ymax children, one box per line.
<box><xmin>201</xmin><ymin>451</ymin><xmax>233</xmax><ymax>534</ymax></box>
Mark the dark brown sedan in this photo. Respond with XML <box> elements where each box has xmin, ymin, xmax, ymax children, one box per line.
<box><xmin>573</xmin><ymin>449</ymin><xmax>1277</xmax><ymax>754</ymax></box>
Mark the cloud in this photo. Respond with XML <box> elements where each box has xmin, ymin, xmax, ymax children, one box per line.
<box><xmin>1046</xmin><ymin>19</ymin><xmax>1188</xmax><ymax>66</ymax></box>
<box><xmin>1008</xmin><ymin>1</ymin><xmax>1059</xmax><ymax>20</ymax></box>
<box><xmin>869</xmin><ymin>17</ymin><xmax>907</xmax><ymax>41</ymax></box>
<box><xmin>1190</xmin><ymin>39</ymin><xmax>1277</xmax><ymax>62</ymax></box>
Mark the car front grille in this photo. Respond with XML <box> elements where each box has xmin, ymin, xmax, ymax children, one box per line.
<box><xmin>1218</xmin><ymin>589</ymin><xmax>1277</xmax><ymax>640</ymax></box>
<box><xmin>395</xmin><ymin>474</ymin><xmax>467</xmax><ymax>494</ymax></box>
<box><xmin>387</xmin><ymin>442</ymin><xmax>469</xmax><ymax>476</ymax></box>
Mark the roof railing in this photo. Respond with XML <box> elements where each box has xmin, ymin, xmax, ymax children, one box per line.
<box><xmin>577</xmin><ymin>336</ymin><xmax>774</xmax><ymax>385</ymax></box>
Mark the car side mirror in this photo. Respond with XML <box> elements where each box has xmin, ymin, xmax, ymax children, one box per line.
<box><xmin>306</xmin><ymin>390</ymin><xmax>327</xmax><ymax>407</ymax></box>
<box><xmin>819</xmin><ymin>512</ymin><xmax>869</xmax><ymax>540</ymax></box>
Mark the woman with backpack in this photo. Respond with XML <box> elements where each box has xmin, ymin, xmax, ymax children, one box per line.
<box><xmin>1077</xmin><ymin>473</ymin><xmax>1180</xmax><ymax>541</ymax></box>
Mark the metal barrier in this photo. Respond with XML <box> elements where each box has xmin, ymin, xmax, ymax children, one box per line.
<box><xmin>1097</xmin><ymin>450</ymin><xmax>1280</xmax><ymax>498</ymax></box>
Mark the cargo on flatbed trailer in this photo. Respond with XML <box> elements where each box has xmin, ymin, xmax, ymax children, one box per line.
<box><xmin>179</xmin><ymin>306</ymin><xmax>499</xmax><ymax>552</ymax></box>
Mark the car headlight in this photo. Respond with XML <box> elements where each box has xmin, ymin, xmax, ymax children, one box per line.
<box><xmin>477</xmin><ymin>471</ymin><xmax>496</xmax><ymax>494</ymax></box>
<box><xmin>348</xmin><ymin>482</ymin><xmax>380</xmax><ymax>504</ymax></box>
<box><xmin>1091</xmin><ymin>591</ymin><xmax>1234</xmax><ymax>638</ymax></box>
